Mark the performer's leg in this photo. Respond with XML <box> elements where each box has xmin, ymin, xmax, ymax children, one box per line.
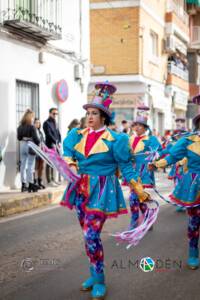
<box><xmin>140</xmin><ymin>202</ymin><xmax>147</xmax><ymax>214</ymax></box>
<box><xmin>75</xmin><ymin>194</ymin><xmax>85</xmax><ymax>229</ymax></box>
<box><xmin>187</xmin><ymin>207</ymin><xmax>200</xmax><ymax>269</ymax></box>
<box><xmin>83</xmin><ymin>214</ymin><xmax>106</xmax><ymax>273</ymax></box>
<box><xmin>74</xmin><ymin>194</ymin><xmax>96</xmax><ymax>292</ymax></box>
<box><xmin>83</xmin><ymin>213</ymin><xmax>107</xmax><ymax>299</ymax></box>
<box><xmin>129</xmin><ymin>191</ymin><xmax>140</xmax><ymax>229</ymax></box>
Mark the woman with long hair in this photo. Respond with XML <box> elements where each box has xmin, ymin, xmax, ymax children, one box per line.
<box><xmin>17</xmin><ymin>109</ymin><xmax>40</xmax><ymax>192</ymax></box>
<box><xmin>67</xmin><ymin>119</ymin><xmax>80</xmax><ymax>132</ymax></box>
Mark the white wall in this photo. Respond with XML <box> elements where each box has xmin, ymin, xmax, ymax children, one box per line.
<box><xmin>0</xmin><ymin>0</ymin><xmax>90</xmax><ymax>190</ymax></box>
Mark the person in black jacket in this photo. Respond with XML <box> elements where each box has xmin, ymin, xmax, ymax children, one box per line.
<box><xmin>43</xmin><ymin>108</ymin><xmax>61</xmax><ymax>185</ymax></box>
<box><xmin>17</xmin><ymin>109</ymin><xmax>40</xmax><ymax>192</ymax></box>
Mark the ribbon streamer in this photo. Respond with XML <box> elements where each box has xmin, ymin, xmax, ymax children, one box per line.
<box><xmin>28</xmin><ymin>142</ymin><xmax>80</xmax><ymax>183</ymax></box>
<box><xmin>111</xmin><ymin>200</ymin><xmax>159</xmax><ymax>249</ymax></box>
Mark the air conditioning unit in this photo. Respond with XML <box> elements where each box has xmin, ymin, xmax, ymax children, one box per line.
<box><xmin>92</xmin><ymin>65</ymin><xmax>105</xmax><ymax>75</ymax></box>
<box><xmin>164</xmin><ymin>36</ymin><xmax>175</xmax><ymax>53</ymax></box>
<box><xmin>74</xmin><ymin>64</ymin><xmax>82</xmax><ymax>80</ymax></box>
<box><xmin>164</xmin><ymin>85</ymin><xmax>173</xmax><ymax>97</ymax></box>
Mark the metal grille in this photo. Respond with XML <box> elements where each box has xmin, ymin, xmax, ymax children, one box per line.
<box><xmin>16</xmin><ymin>80</ymin><xmax>39</xmax><ymax>126</ymax></box>
<box><xmin>0</xmin><ymin>0</ymin><xmax>62</xmax><ymax>37</ymax></box>
<box><xmin>16</xmin><ymin>80</ymin><xmax>39</xmax><ymax>171</ymax></box>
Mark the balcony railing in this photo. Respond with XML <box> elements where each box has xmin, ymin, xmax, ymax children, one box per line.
<box><xmin>0</xmin><ymin>0</ymin><xmax>62</xmax><ymax>42</ymax></box>
<box><xmin>191</xmin><ymin>26</ymin><xmax>200</xmax><ymax>45</ymax></box>
<box><xmin>168</xmin><ymin>61</ymin><xmax>189</xmax><ymax>81</ymax></box>
<box><xmin>166</xmin><ymin>0</ymin><xmax>189</xmax><ymax>25</ymax></box>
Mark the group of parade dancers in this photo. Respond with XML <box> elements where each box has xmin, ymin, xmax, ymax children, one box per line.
<box><xmin>53</xmin><ymin>81</ymin><xmax>200</xmax><ymax>300</ymax></box>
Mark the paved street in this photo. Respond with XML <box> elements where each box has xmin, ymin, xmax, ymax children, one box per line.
<box><xmin>0</xmin><ymin>172</ymin><xmax>200</xmax><ymax>300</ymax></box>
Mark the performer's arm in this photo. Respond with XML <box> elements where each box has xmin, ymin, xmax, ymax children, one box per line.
<box><xmin>63</xmin><ymin>128</ymin><xmax>79</xmax><ymax>170</ymax></box>
<box><xmin>158</xmin><ymin>143</ymin><xmax>172</xmax><ymax>157</ymax></box>
<box><xmin>150</xmin><ymin>135</ymin><xmax>163</xmax><ymax>153</ymax></box>
<box><xmin>113</xmin><ymin>133</ymin><xmax>149</xmax><ymax>202</ymax></box>
<box><xmin>151</xmin><ymin>137</ymin><xmax>187</xmax><ymax>169</ymax></box>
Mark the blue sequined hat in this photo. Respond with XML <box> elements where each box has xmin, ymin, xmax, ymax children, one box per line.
<box><xmin>83</xmin><ymin>81</ymin><xmax>117</xmax><ymax>117</ymax></box>
<box><xmin>132</xmin><ymin>105</ymin><xmax>150</xmax><ymax>127</ymax></box>
<box><xmin>175</xmin><ymin>117</ymin><xmax>187</xmax><ymax>131</ymax></box>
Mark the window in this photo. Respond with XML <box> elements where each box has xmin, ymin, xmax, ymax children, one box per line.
<box><xmin>150</xmin><ymin>30</ymin><xmax>158</xmax><ymax>58</ymax></box>
<box><xmin>16</xmin><ymin>80</ymin><xmax>39</xmax><ymax>127</ymax></box>
<box><xmin>16</xmin><ymin>80</ymin><xmax>39</xmax><ymax>170</ymax></box>
<box><xmin>111</xmin><ymin>108</ymin><xmax>134</xmax><ymax>124</ymax></box>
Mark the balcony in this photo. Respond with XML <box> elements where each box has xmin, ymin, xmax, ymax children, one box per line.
<box><xmin>166</xmin><ymin>0</ymin><xmax>189</xmax><ymax>43</ymax></box>
<box><xmin>190</xmin><ymin>26</ymin><xmax>200</xmax><ymax>48</ymax></box>
<box><xmin>168</xmin><ymin>61</ymin><xmax>189</xmax><ymax>81</ymax></box>
<box><xmin>0</xmin><ymin>0</ymin><xmax>62</xmax><ymax>43</ymax></box>
<box><xmin>166</xmin><ymin>0</ymin><xmax>189</xmax><ymax>25</ymax></box>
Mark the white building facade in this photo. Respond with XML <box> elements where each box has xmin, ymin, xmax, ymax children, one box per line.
<box><xmin>0</xmin><ymin>0</ymin><xmax>90</xmax><ymax>190</ymax></box>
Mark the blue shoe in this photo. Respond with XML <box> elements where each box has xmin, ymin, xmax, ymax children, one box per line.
<box><xmin>91</xmin><ymin>271</ymin><xmax>107</xmax><ymax>300</ymax></box>
<box><xmin>80</xmin><ymin>266</ymin><xmax>95</xmax><ymax>291</ymax></box>
<box><xmin>187</xmin><ymin>248</ymin><xmax>199</xmax><ymax>270</ymax></box>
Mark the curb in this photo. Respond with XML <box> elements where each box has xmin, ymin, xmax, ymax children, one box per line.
<box><xmin>0</xmin><ymin>187</ymin><xmax>65</xmax><ymax>218</ymax></box>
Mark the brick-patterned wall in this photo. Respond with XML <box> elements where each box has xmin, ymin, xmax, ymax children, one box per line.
<box><xmin>90</xmin><ymin>7</ymin><xmax>140</xmax><ymax>75</ymax></box>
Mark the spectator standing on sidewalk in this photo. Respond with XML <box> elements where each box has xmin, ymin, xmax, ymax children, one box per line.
<box><xmin>17</xmin><ymin>109</ymin><xmax>40</xmax><ymax>193</ymax></box>
<box><xmin>80</xmin><ymin>116</ymin><xmax>87</xmax><ymax>129</ymax></box>
<box><xmin>67</xmin><ymin>119</ymin><xmax>80</xmax><ymax>133</ymax></box>
<box><xmin>43</xmin><ymin>108</ymin><xmax>61</xmax><ymax>186</ymax></box>
<box><xmin>34</xmin><ymin>118</ymin><xmax>45</xmax><ymax>189</ymax></box>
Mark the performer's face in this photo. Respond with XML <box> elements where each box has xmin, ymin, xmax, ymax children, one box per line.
<box><xmin>86</xmin><ymin>108</ymin><xmax>104</xmax><ymax>130</ymax></box>
<box><xmin>134</xmin><ymin>123</ymin><xmax>146</xmax><ymax>136</ymax></box>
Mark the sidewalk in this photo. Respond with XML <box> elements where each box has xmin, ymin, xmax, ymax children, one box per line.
<box><xmin>0</xmin><ymin>184</ymin><xmax>66</xmax><ymax>217</ymax></box>
<box><xmin>0</xmin><ymin>171</ymin><xmax>172</xmax><ymax>218</ymax></box>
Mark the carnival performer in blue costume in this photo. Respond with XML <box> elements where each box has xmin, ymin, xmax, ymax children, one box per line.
<box><xmin>61</xmin><ymin>82</ymin><xmax>149</xmax><ymax>300</ymax></box>
<box><xmin>160</xmin><ymin>119</ymin><xmax>188</xmax><ymax>212</ymax></box>
<box><xmin>149</xmin><ymin>113</ymin><xmax>200</xmax><ymax>270</ymax></box>
<box><xmin>128</xmin><ymin>107</ymin><xmax>162</xmax><ymax>229</ymax></box>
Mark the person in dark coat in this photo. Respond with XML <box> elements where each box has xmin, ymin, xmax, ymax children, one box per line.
<box><xmin>43</xmin><ymin>108</ymin><xmax>61</xmax><ymax>185</ymax></box>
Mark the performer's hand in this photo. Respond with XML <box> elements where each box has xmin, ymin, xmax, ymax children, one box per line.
<box><xmin>148</xmin><ymin>163</ymin><xmax>156</xmax><ymax>171</ymax></box>
<box><xmin>139</xmin><ymin>191</ymin><xmax>151</xmax><ymax>202</ymax></box>
<box><xmin>130</xmin><ymin>179</ymin><xmax>150</xmax><ymax>202</ymax></box>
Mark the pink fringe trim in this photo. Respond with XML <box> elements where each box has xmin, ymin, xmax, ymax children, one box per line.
<box><xmin>143</xmin><ymin>184</ymin><xmax>154</xmax><ymax>188</ymax></box>
<box><xmin>84</xmin><ymin>208</ymin><xmax>128</xmax><ymax>219</ymax></box>
<box><xmin>169</xmin><ymin>194</ymin><xmax>200</xmax><ymax>207</ymax></box>
<box><xmin>60</xmin><ymin>199</ymin><xmax>128</xmax><ymax>219</ymax></box>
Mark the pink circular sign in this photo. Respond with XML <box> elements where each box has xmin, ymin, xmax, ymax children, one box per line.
<box><xmin>56</xmin><ymin>80</ymin><xmax>68</xmax><ymax>103</ymax></box>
